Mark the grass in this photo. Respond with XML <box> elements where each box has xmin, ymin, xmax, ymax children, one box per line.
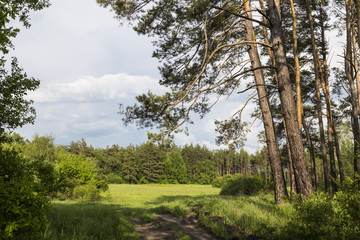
<box><xmin>39</xmin><ymin>203</ymin><xmax>138</xmax><ymax>240</ymax></box>
<box><xmin>38</xmin><ymin>184</ymin><xmax>295</xmax><ymax>240</ymax></box>
<box><xmin>37</xmin><ymin>184</ymin><xmax>220</xmax><ymax>240</ymax></box>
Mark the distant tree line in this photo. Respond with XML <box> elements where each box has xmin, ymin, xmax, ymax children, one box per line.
<box><xmin>10</xmin><ymin>133</ymin><xmax>272</xmax><ymax>186</ymax></box>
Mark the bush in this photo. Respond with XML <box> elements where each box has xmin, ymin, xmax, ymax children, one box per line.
<box><xmin>72</xmin><ymin>183</ymin><xmax>102</xmax><ymax>202</ymax></box>
<box><xmin>211</xmin><ymin>174</ymin><xmax>233</xmax><ymax>188</ymax></box>
<box><xmin>106</xmin><ymin>173</ymin><xmax>124</xmax><ymax>184</ymax></box>
<box><xmin>139</xmin><ymin>176</ymin><xmax>148</xmax><ymax>184</ymax></box>
<box><xmin>0</xmin><ymin>145</ymin><xmax>50</xmax><ymax>239</ymax></box>
<box><xmin>284</xmin><ymin>176</ymin><xmax>360</xmax><ymax>240</ymax></box>
<box><xmin>55</xmin><ymin>151</ymin><xmax>108</xmax><ymax>201</ymax></box>
<box><xmin>285</xmin><ymin>192</ymin><xmax>335</xmax><ymax>239</ymax></box>
<box><xmin>220</xmin><ymin>175</ymin><xmax>270</xmax><ymax>196</ymax></box>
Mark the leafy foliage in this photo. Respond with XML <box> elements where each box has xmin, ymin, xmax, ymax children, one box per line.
<box><xmin>211</xmin><ymin>174</ymin><xmax>234</xmax><ymax>188</ymax></box>
<box><xmin>285</xmin><ymin>176</ymin><xmax>360</xmax><ymax>239</ymax></box>
<box><xmin>215</xmin><ymin>117</ymin><xmax>249</xmax><ymax>150</ymax></box>
<box><xmin>0</xmin><ymin>144</ymin><xmax>50</xmax><ymax>239</ymax></box>
<box><xmin>0</xmin><ymin>0</ymin><xmax>50</xmax><ymax>54</ymax></box>
<box><xmin>0</xmin><ymin>58</ymin><xmax>39</xmax><ymax>135</ymax></box>
<box><xmin>220</xmin><ymin>174</ymin><xmax>272</xmax><ymax>196</ymax></box>
<box><xmin>55</xmin><ymin>150</ymin><xmax>108</xmax><ymax>201</ymax></box>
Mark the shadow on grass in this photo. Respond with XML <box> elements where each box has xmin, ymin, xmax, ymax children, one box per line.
<box><xmin>38</xmin><ymin>203</ymin><xmax>146</xmax><ymax>240</ymax></box>
<box><xmin>145</xmin><ymin>194</ymin><xmax>219</xmax><ymax>206</ymax></box>
<box><xmin>37</xmin><ymin>193</ymin><xmax>219</xmax><ymax>240</ymax></box>
<box><xmin>39</xmin><ymin>193</ymin><xmax>284</xmax><ymax>240</ymax></box>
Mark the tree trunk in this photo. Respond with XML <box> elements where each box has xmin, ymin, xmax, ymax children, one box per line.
<box><xmin>345</xmin><ymin>0</ymin><xmax>360</xmax><ymax>174</ymax></box>
<box><xmin>333</xmin><ymin>123</ymin><xmax>344</xmax><ymax>182</ymax></box>
<box><xmin>302</xmin><ymin>118</ymin><xmax>317</xmax><ymax>189</ymax></box>
<box><xmin>285</xmin><ymin>121</ymin><xmax>297</xmax><ymax>193</ymax></box>
<box><xmin>244</xmin><ymin>0</ymin><xmax>288</xmax><ymax>204</ymax></box>
<box><xmin>267</xmin><ymin>0</ymin><xmax>313</xmax><ymax>197</ymax></box>
<box><xmin>356</xmin><ymin>0</ymin><xmax>360</xmax><ymax>51</ymax></box>
<box><xmin>305</xmin><ymin>0</ymin><xmax>331</xmax><ymax>194</ymax></box>
<box><xmin>315</xmin><ymin>0</ymin><xmax>338</xmax><ymax>193</ymax></box>
<box><xmin>260</xmin><ymin>0</ymin><xmax>297</xmax><ymax>194</ymax></box>
<box><xmin>289</xmin><ymin>0</ymin><xmax>303</xmax><ymax>129</ymax></box>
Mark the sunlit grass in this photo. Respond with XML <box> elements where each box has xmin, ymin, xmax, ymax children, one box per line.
<box><xmin>38</xmin><ymin>184</ymin><xmax>219</xmax><ymax>239</ymax></box>
<box><xmin>154</xmin><ymin>192</ymin><xmax>294</xmax><ymax>239</ymax></box>
<box><xmin>107</xmin><ymin>184</ymin><xmax>220</xmax><ymax>206</ymax></box>
<box><xmin>39</xmin><ymin>184</ymin><xmax>294</xmax><ymax>240</ymax></box>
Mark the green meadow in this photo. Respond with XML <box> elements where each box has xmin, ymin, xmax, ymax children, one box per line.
<box><xmin>37</xmin><ymin>184</ymin><xmax>295</xmax><ymax>240</ymax></box>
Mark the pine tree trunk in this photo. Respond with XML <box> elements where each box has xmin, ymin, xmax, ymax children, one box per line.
<box><xmin>305</xmin><ymin>0</ymin><xmax>331</xmax><ymax>194</ymax></box>
<box><xmin>315</xmin><ymin>0</ymin><xmax>338</xmax><ymax>193</ymax></box>
<box><xmin>285</xmin><ymin>123</ymin><xmax>297</xmax><ymax>193</ymax></box>
<box><xmin>267</xmin><ymin>0</ymin><xmax>313</xmax><ymax>197</ymax></box>
<box><xmin>356</xmin><ymin>0</ymin><xmax>360</xmax><ymax>53</ymax></box>
<box><xmin>289</xmin><ymin>0</ymin><xmax>303</xmax><ymax>129</ymax></box>
<box><xmin>322</xmin><ymin>0</ymin><xmax>344</xmax><ymax>182</ymax></box>
<box><xmin>345</xmin><ymin>0</ymin><xmax>360</xmax><ymax>174</ymax></box>
<box><xmin>260</xmin><ymin>0</ymin><xmax>295</xmax><ymax>193</ymax></box>
<box><xmin>244</xmin><ymin>0</ymin><xmax>288</xmax><ymax>204</ymax></box>
<box><xmin>333</xmin><ymin>123</ymin><xmax>344</xmax><ymax>182</ymax></box>
<box><xmin>302</xmin><ymin>118</ymin><xmax>317</xmax><ymax>189</ymax></box>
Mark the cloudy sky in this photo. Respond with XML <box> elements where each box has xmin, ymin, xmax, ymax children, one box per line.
<box><xmin>10</xmin><ymin>0</ymin><xmax>263</xmax><ymax>152</ymax></box>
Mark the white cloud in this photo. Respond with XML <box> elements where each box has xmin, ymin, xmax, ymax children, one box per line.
<box><xmin>174</xmin><ymin>132</ymin><xmax>197</xmax><ymax>146</ymax></box>
<box><xmin>27</xmin><ymin>73</ymin><xmax>166</xmax><ymax>103</ymax></box>
<box><xmin>12</xmin><ymin>0</ymin><xmax>262</xmax><ymax>152</ymax></box>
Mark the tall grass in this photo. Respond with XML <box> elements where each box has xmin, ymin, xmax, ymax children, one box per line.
<box><xmin>37</xmin><ymin>203</ymin><xmax>139</xmax><ymax>240</ymax></box>
<box><xmin>33</xmin><ymin>184</ymin><xmax>359</xmax><ymax>240</ymax></box>
<box><xmin>36</xmin><ymin>184</ymin><xmax>220</xmax><ymax>240</ymax></box>
<box><xmin>156</xmin><ymin>193</ymin><xmax>294</xmax><ymax>239</ymax></box>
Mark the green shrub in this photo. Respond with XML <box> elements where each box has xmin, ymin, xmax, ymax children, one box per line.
<box><xmin>284</xmin><ymin>176</ymin><xmax>360</xmax><ymax>240</ymax></box>
<box><xmin>106</xmin><ymin>173</ymin><xmax>124</xmax><ymax>184</ymax></box>
<box><xmin>72</xmin><ymin>183</ymin><xmax>102</xmax><ymax>202</ymax></box>
<box><xmin>139</xmin><ymin>176</ymin><xmax>148</xmax><ymax>184</ymax></box>
<box><xmin>211</xmin><ymin>174</ymin><xmax>233</xmax><ymax>188</ymax></box>
<box><xmin>220</xmin><ymin>175</ymin><xmax>270</xmax><ymax>196</ymax></box>
<box><xmin>333</xmin><ymin>175</ymin><xmax>360</xmax><ymax>239</ymax></box>
<box><xmin>0</xmin><ymin>145</ymin><xmax>50</xmax><ymax>239</ymax></box>
<box><xmin>55</xmin><ymin>151</ymin><xmax>108</xmax><ymax>200</ymax></box>
<box><xmin>285</xmin><ymin>192</ymin><xmax>335</xmax><ymax>239</ymax></box>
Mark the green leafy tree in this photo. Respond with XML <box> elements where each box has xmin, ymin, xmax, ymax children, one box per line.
<box><xmin>0</xmin><ymin>0</ymin><xmax>50</xmax><ymax>54</ymax></box>
<box><xmin>0</xmin><ymin>1</ymin><xmax>50</xmax><ymax>238</ymax></box>
<box><xmin>22</xmin><ymin>135</ymin><xmax>59</xmax><ymax>196</ymax></box>
<box><xmin>0</xmin><ymin>58</ymin><xmax>39</xmax><ymax>136</ymax></box>
<box><xmin>0</xmin><ymin>142</ymin><xmax>49</xmax><ymax>239</ymax></box>
<box><xmin>55</xmin><ymin>149</ymin><xmax>108</xmax><ymax>200</ymax></box>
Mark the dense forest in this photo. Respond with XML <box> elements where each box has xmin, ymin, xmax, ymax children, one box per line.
<box><xmin>1</xmin><ymin>0</ymin><xmax>360</xmax><ymax>239</ymax></box>
<box><xmin>4</xmin><ymin>133</ymin><xmax>266</xmax><ymax>186</ymax></box>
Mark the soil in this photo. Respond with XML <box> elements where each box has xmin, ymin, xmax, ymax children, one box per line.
<box><xmin>130</xmin><ymin>213</ymin><xmax>221</xmax><ymax>240</ymax></box>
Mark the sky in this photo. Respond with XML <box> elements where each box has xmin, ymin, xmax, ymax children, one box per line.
<box><xmin>10</xmin><ymin>0</ymin><xmax>265</xmax><ymax>153</ymax></box>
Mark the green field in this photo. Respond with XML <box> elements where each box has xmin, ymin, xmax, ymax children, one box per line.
<box><xmin>39</xmin><ymin>184</ymin><xmax>293</xmax><ymax>240</ymax></box>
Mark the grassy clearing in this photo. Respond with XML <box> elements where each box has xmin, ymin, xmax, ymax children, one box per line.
<box><xmin>39</xmin><ymin>184</ymin><xmax>295</xmax><ymax>239</ymax></box>
<box><xmin>155</xmin><ymin>193</ymin><xmax>294</xmax><ymax>239</ymax></box>
<box><xmin>37</xmin><ymin>184</ymin><xmax>219</xmax><ymax>240</ymax></box>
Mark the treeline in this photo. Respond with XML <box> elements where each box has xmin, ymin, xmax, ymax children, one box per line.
<box><xmin>8</xmin><ymin>132</ymin><xmax>274</xmax><ymax>187</ymax></box>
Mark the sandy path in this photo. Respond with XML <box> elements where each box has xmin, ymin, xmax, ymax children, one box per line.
<box><xmin>130</xmin><ymin>213</ymin><xmax>220</xmax><ymax>240</ymax></box>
